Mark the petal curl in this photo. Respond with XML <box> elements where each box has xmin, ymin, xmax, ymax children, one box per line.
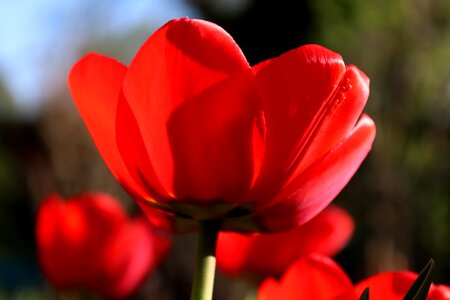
<box><xmin>251</xmin><ymin>44</ymin><xmax>346</xmax><ymax>199</ymax></box>
<box><xmin>293</xmin><ymin>64</ymin><xmax>370</xmax><ymax>175</ymax></box>
<box><xmin>258</xmin><ymin>115</ymin><xmax>375</xmax><ymax>231</ymax></box>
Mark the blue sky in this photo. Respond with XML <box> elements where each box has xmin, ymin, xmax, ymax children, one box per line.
<box><xmin>0</xmin><ymin>0</ymin><xmax>199</xmax><ymax>117</ymax></box>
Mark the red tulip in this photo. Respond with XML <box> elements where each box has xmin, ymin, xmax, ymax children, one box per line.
<box><xmin>258</xmin><ymin>255</ymin><xmax>450</xmax><ymax>300</ymax></box>
<box><xmin>36</xmin><ymin>193</ymin><xmax>171</xmax><ymax>299</ymax></box>
<box><xmin>258</xmin><ymin>255</ymin><xmax>356</xmax><ymax>300</ymax></box>
<box><xmin>354</xmin><ymin>272</ymin><xmax>450</xmax><ymax>300</ymax></box>
<box><xmin>217</xmin><ymin>205</ymin><xmax>354</xmax><ymax>277</ymax></box>
<box><xmin>69</xmin><ymin>17</ymin><xmax>375</xmax><ymax>233</ymax></box>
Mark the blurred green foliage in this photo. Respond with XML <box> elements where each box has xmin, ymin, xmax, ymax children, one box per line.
<box><xmin>309</xmin><ymin>0</ymin><xmax>450</xmax><ymax>280</ymax></box>
<box><xmin>0</xmin><ymin>79</ymin><xmax>16</xmax><ymax>120</ymax></box>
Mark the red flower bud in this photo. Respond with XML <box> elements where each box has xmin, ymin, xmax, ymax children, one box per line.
<box><xmin>36</xmin><ymin>193</ymin><xmax>171</xmax><ymax>298</ymax></box>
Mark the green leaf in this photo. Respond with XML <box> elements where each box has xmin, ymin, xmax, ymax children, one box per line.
<box><xmin>403</xmin><ymin>259</ymin><xmax>435</xmax><ymax>300</ymax></box>
<box><xmin>359</xmin><ymin>287</ymin><xmax>370</xmax><ymax>300</ymax></box>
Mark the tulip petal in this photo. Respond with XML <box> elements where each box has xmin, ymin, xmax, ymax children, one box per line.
<box><xmin>123</xmin><ymin>18</ymin><xmax>250</xmax><ymax>196</ymax></box>
<box><xmin>429</xmin><ymin>285</ymin><xmax>450</xmax><ymax>300</ymax></box>
<box><xmin>67</xmin><ymin>194</ymin><xmax>128</xmax><ymax>286</ymax></box>
<box><xmin>258</xmin><ymin>115</ymin><xmax>375</xmax><ymax>231</ymax></box>
<box><xmin>251</xmin><ymin>44</ymin><xmax>346</xmax><ymax>199</ymax></box>
<box><xmin>99</xmin><ymin>218</ymin><xmax>171</xmax><ymax>298</ymax></box>
<box><xmin>249</xmin><ymin>206</ymin><xmax>353</xmax><ymax>275</ymax></box>
<box><xmin>217</xmin><ymin>206</ymin><xmax>354</xmax><ymax>277</ymax></box>
<box><xmin>168</xmin><ymin>72</ymin><xmax>260</xmax><ymax>201</ymax></box>
<box><xmin>36</xmin><ymin>194</ymin><xmax>88</xmax><ymax>288</ymax></box>
<box><xmin>36</xmin><ymin>194</ymin><xmax>170</xmax><ymax>298</ymax></box>
<box><xmin>115</xmin><ymin>93</ymin><xmax>169</xmax><ymax>201</ymax></box>
<box><xmin>355</xmin><ymin>272</ymin><xmax>450</xmax><ymax>300</ymax></box>
<box><xmin>36</xmin><ymin>193</ymin><xmax>127</xmax><ymax>289</ymax></box>
<box><xmin>216</xmin><ymin>232</ymin><xmax>254</xmax><ymax>277</ymax></box>
<box><xmin>296</xmin><ymin>206</ymin><xmax>354</xmax><ymax>257</ymax></box>
<box><xmin>354</xmin><ymin>272</ymin><xmax>418</xmax><ymax>300</ymax></box>
<box><xmin>258</xmin><ymin>255</ymin><xmax>356</xmax><ymax>300</ymax></box>
<box><xmin>293</xmin><ymin>64</ymin><xmax>370</xmax><ymax>175</ymax></box>
<box><xmin>68</xmin><ymin>54</ymin><xmax>156</xmax><ymax>201</ymax></box>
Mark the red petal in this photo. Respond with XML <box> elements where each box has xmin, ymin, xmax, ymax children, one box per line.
<box><xmin>297</xmin><ymin>205</ymin><xmax>354</xmax><ymax>257</ymax></box>
<box><xmin>293</xmin><ymin>65</ymin><xmax>370</xmax><ymax>175</ymax></box>
<box><xmin>36</xmin><ymin>194</ymin><xmax>88</xmax><ymax>288</ymax></box>
<box><xmin>354</xmin><ymin>272</ymin><xmax>418</xmax><ymax>300</ymax></box>
<box><xmin>258</xmin><ymin>206</ymin><xmax>354</xmax><ymax>275</ymax></box>
<box><xmin>216</xmin><ymin>232</ymin><xmax>254</xmax><ymax>277</ymax></box>
<box><xmin>251</xmin><ymin>44</ymin><xmax>346</xmax><ymax>200</ymax></box>
<box><xmin>259</xmin><ymin>278</ymin><xmax>283</xmax><ymax>300</ymax></box>
<box><xmin>429</xmin><ymin>285</ymin><xmax>450</xmax><ymax>300</ymax></box>
<box><xmin>98</xmin><ymin>218</ymin><xmax>171</xmax><ymax>298</ymax></box>
<box><xmin>258</xmin><ymin>255</ymin><xmax>356</xmax><ymax>300</ymax></box>
<box><xmin>217</xmin><ymin>206</ymin><xmax>353</xmax><ymax>277</ymax></box>
<box><xmin>36</xmin><ymin>193</ymin><xmax>170</xmax><ymax>298</ymax></box>
<box><xmin>36</xmin><ymin>193</ymin><xmax>127</xmax><ymax>289</ymax></box>
<box><xmin>123</xmin><ymin>18</ymin><xmax>250</xmax><ymax>196</ymax></box>
<box><xmin>68</xmin><ymin>54</ymin><xmax>154</xmax><ymax>201</ymax></box>
<box><xmin>355</xmin><ymin>272</ymin><xmax>450</xmax><ymax>300</ymax></box>
<box><xmin>250</xmin><ymin>115</ymin><xmax>375</xmax><ymax>232</ymax></box>
<box><xmin>115</xmin><ymin>93</ymin><xmax>169</xmax><ymax>201</ymax></box>
<box><xmin>168</xmin><ymin>72</ymin><xmax>259</xmax><ymax>201</ymax></box>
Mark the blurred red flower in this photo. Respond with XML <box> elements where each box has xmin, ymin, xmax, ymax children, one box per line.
<box><xmin>69</xmin><ymin>17</ymin><xmax>375</xmax><ymax>233</ymax></box>
<box><xmin>354</xmin><ymin>271</ymin><xmax>450</xmax><ymax>300</ymax></box>
<box><xmin>36</xmin><ymin>193</ymin><xmax>171</xmax><ymax>299</ymax></box>
<box><xmin>217</xmin><ymin>205</ymin><xmax>354</xmax><ymax>277</ymax></box>
<box><xmin>258</xmin><ymin>255</ymin><xmax>450</xmax><ymax>300</ymax></box>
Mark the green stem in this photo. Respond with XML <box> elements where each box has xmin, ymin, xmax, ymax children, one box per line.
<box><xmin>190</xmin><ymin>220</ymin><xmax>220</xmax><ymax>300</ymax></box>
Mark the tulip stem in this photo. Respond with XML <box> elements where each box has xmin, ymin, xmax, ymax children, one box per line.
<box><xmin>190</xmin><ymin>220</ymin><xmax>220</xmax><ymax>300</ymax></box>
